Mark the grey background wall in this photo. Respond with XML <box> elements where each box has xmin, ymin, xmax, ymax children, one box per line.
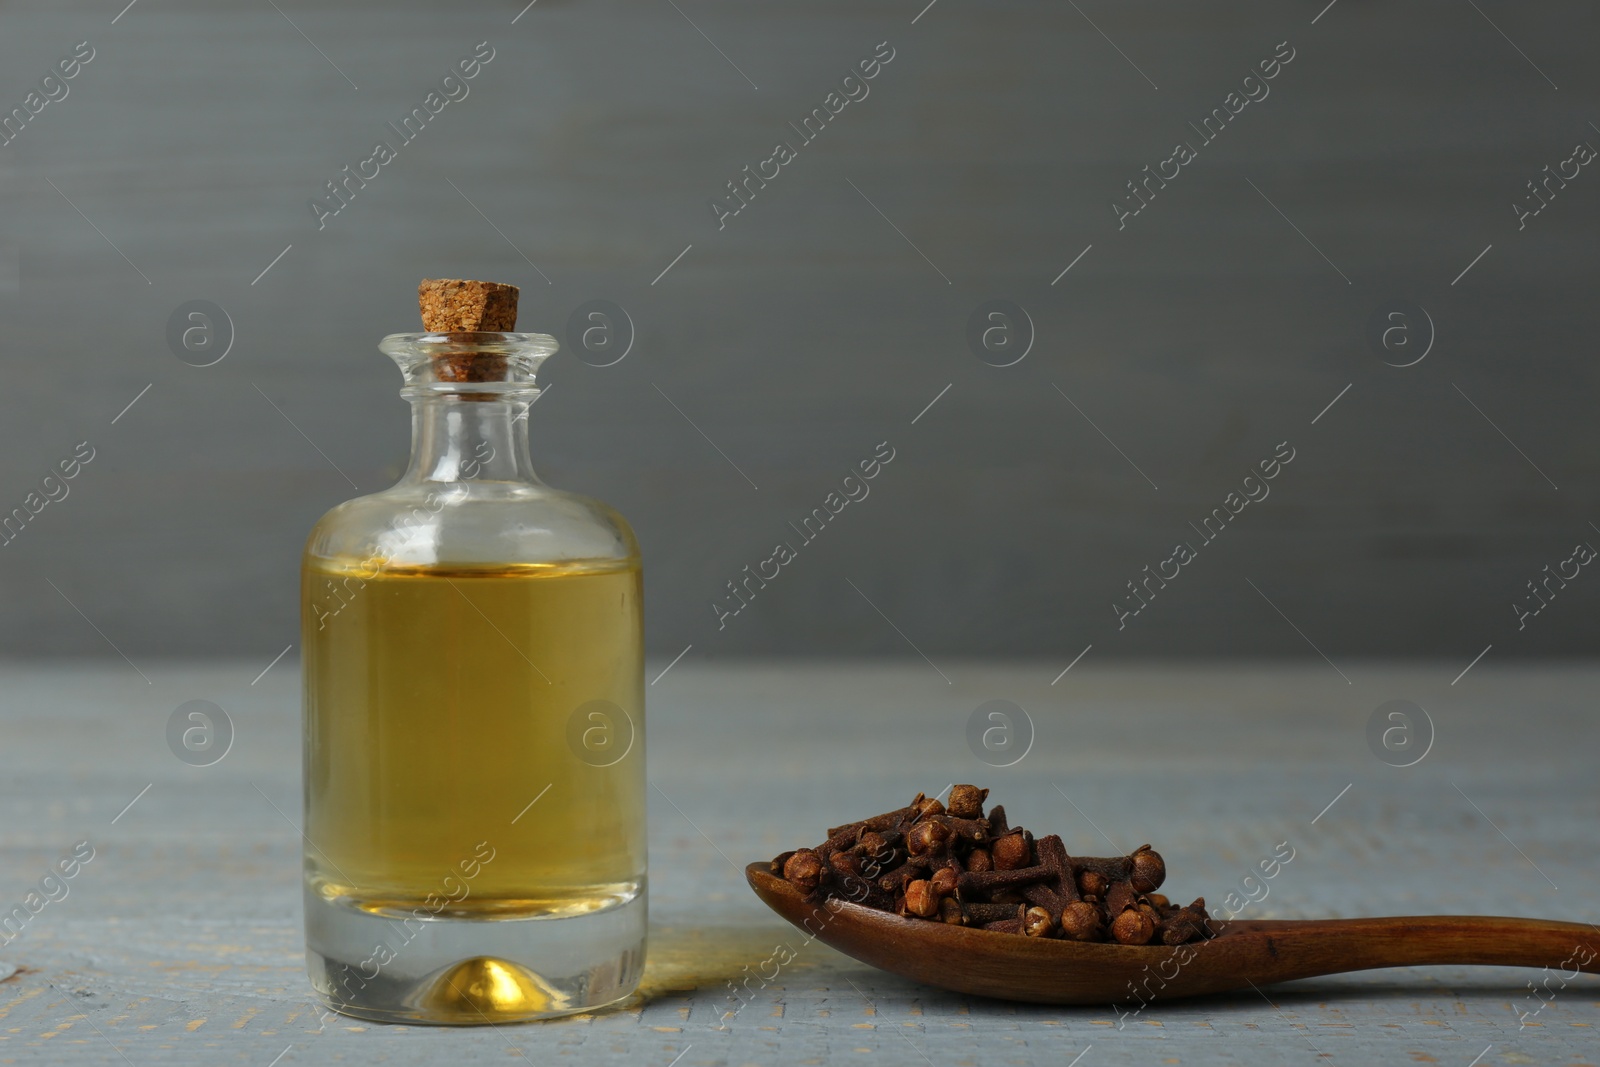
<box><xmin>2</xmin><ymin>0</ymin><xmax>1597</xmax><ymax>662</ymax></box>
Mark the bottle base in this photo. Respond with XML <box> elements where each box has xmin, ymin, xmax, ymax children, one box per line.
<box><xmin>304</xmin><ymin>885</ymin><xmax>646</xmax><ymax>1025</ymax></box>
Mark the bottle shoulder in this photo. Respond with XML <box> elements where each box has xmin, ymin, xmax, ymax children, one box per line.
<box><xmin>304</xmin><ymin>483</ymin><xmax>639</xmax><ymax>570</ymax></box>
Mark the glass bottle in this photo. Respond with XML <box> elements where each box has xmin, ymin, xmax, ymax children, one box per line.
<box><xmin>301</xmin><ymin>330</ymin><xmax>645</xmax><ymax>1024</ymax></box>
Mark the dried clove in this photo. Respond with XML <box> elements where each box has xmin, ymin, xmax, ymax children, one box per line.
<box><xmin>986</xmin><ymin>804</ymin><xmax>1010</xmax><ymax>837</ymax></box>
<box><xmin>906</xmin><ymin>819</ymin><xmax>952</xmax><ymax>858</ymax></box>
<box><xmin>783</xmin><ymin>849</ymin><xmax>823</xmax><ymax>894</ymax></box>
<box><xmin>947</xmin><ymin>784</ymin><xmax>989</xmax><ymax>819</ymax></box>
<box><xmin>903</xmin><ymin>880</ymin><xmax>940</xmax><ymax>918</ymax></box>
<box><xmin>929</xmin><ymin>865</ymin><xmax>961</xmax><ymax>900</ymax></box>
<box><xmin>960</xmin><ymin>901</ymin><xmax>1024</xmax><ymax>924</ymax></box>
<box><xmin>1161</xmin><ymin>898</ymin><xmax>1213</xmax><ymax>945</ymax></box>
<box><xmin>1022</xmin><ymin>906</ymin><xmax>1055</xmax><ymax>938</ymax></box>
<box><xmin>936</xmin><ymin>815</ymin><xmax>990</xmax><ymax>845</ymax></box>
<box><xmin>1104</xmin><ymin>880</ymin><xmax>1140</xmax><ymax>918</ymax></box>
<box><xmin>991</xmin><ymin>829</ymin><xmax>1034</xmax><ymax>871</ymax></box>
<box><xmin>1075</xmin><ymin>844</ymin><xmax>1167</xmax><ymax>895</ymax></box>
<box><xmin>911</xmin><ymin>794</ymin><xmax>945</xmax><ymax>820</ymax></box>
<box><xmin>957</xmin><ymin>864</ymin><xmax>1054</xmax><ymax>897</ymax></box>
<box><xmin>877</xmin><ymin>864</ymin><xmax>929</xmax><ymax>894</ymax></box>
<box><xmin>1059</xmin><ymin>900</ymin><xmax>1105</xmax><ymax>942</ymax></box>
<box><xmin>770</xmin><ymin>786</ymin><xmax>1213</xmax><ymax>946</ymax></box>
<box><xmin>829</xmin><ymin>850</ymin><xmax>862</xmax><ymax>878</ymax></box>
<box><xmin>1110</xmin><ymin>907</ymin><xmax>1157</xmax><ymax>945</ymax></box>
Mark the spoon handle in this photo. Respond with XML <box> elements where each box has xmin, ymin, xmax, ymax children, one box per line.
<box><xmin>1223</xmin><ymin>916</ymin><xmax>1600</xmax><ymax>976</ymax></box>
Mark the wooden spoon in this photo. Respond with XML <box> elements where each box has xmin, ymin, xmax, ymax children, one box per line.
<box><xmin>746</xmin><ymin>863</ymin><xmax>1600</xmax><ymax>1004</ymax></box>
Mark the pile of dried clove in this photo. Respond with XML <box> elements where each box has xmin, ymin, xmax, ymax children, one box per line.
<box><xmin>770</xmin><ymin>785</ymin><xmax>1214</xmax><ymax>945</ymax></box>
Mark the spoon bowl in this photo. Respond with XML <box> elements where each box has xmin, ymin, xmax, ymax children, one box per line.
<box><xmin>747</xmin><ymin>863</ymin><xmax>1599</xmax><ymax>1004</ymax></box>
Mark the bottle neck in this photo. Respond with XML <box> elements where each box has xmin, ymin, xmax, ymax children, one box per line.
<box><xmin>401</xmin><ymin>395</ymin><xmax>540</xmax><ymax>486</ymax></box>
<box><xmin>379</xmin><ymin>331</ymin><xmax>557</xmax><ymax>487</ymax></box>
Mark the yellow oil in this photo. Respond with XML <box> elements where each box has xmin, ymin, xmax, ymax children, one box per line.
<box><xmin>302</xmin><ymin>557</ymin><xmax>645</xmax><ymax>920</ymax></box>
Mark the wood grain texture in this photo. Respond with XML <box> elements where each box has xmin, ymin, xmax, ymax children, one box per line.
<box><xmin>0</xmin><ymin>660</ymin><xmax>1596</xmax><ymax>1064</ymax></box>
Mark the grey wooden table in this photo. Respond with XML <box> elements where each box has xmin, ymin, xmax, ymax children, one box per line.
<box><xmin>0</xmin><ymin>659</ymin><xmax>1594</xmax><ymax>1065</ymax></box>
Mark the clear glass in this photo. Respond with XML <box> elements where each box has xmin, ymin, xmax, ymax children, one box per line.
<box><xmin>301</xmin><ymin>332</ymin><xmax>645</xmax><ymax>1024</ymax></box>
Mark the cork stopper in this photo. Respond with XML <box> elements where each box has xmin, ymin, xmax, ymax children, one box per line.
<box><xmin>418</xmin><ymin>278</ymin><xmax>520</xmax><ymax>384</ymax></box>
<box><xmin>419</xmin><ymin>278</ymin><xmax>520</xmax><ymax>332</ymax></box>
